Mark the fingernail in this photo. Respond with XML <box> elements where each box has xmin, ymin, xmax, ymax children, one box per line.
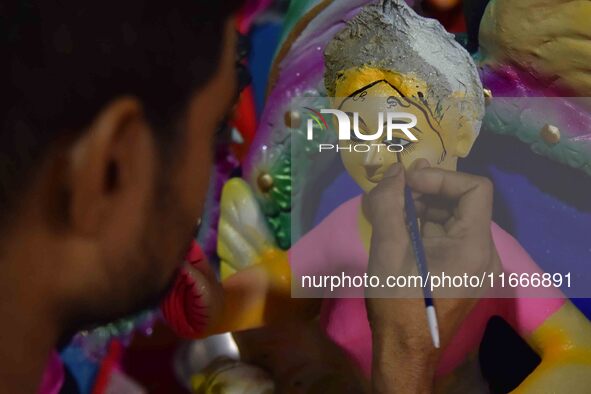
<box><xmin>384</xmin><ymin>163</ymin><xmax>402</xmax><ymax>178</ymax></box>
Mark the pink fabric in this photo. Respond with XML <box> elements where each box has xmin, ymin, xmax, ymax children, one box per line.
<box><xmin>290</xmin><ymin>196</ymin><xmax>565</xmax><ymax>378</ymax></box>
<box><xmin>38</xmin><ymin>351</ymin><xmax>64</xmax><ymax>394</ymax></box>
<box><xmin>290</xmin><ymin>197</ymin><xmax>367</xmax><ymax>295</ymax></box>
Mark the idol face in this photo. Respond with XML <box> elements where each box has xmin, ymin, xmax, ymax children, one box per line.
<box><xmin>333</xmin><ymin>67</ymin><xmax>479</xmax><ymax>193</ymax></box>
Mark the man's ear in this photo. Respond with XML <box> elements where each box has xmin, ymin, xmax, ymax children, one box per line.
<box><xmin>68</xmin><ymin>96</ymin><xmax>157</xmax><ymax>236</ymax></box>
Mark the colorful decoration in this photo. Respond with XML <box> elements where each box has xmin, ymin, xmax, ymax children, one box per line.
<box><xmin>478</xmin><ymin>0</ymin><xmax>591</xmax><ymax>175</ymax></box>
<box><xmin>72</xmin><ymin>310</ymin><xmax>158</xmax><ymax>361</ymax></box>
<box><xmin>161</xmin><ymin>241</ymin><xmax>221</xmax><ymax>339</ymax></box>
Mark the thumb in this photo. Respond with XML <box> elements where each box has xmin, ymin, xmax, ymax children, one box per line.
<box><xmin>366</xmin><ymin>163</ymin><xmax>408</xmax><ymax>241</ymax></box>
<box><xmin>366</xmin><ymin>163</ymin><xmax>412</xmax><ymax>287</ymax></box>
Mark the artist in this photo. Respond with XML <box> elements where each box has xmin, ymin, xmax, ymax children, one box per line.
<box><xmin>0</xmin><ymin>1</ymin><xmax>497</xmax><ymax>393</ymax></box>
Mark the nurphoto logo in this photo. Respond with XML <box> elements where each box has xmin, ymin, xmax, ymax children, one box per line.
<box><xmin>304</xmin><ymin>108</ymin><xmax>418</xmax><ymax>153</ymax></box>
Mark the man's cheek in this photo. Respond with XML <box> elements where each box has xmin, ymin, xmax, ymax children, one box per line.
<box><xmin>184</xmin><ymin>141</ymin><xmax>214</xmax><ymax>215</ymax></box>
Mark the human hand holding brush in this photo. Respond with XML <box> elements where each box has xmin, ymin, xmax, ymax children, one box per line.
<box><xmin>365</xmin><ymin>159</ymin><xmax>501</xmax><ymax>393</ymax></box>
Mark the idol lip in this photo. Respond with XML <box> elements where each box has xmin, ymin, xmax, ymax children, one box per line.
<box><xmin>367</xmin><ymin>173</ymin><xmax>384</xmax><ymax>183</ymax></box>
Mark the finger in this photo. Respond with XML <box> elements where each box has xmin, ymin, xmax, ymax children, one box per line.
<box><xmin>366</xmin><ymin>163</ymin><xmax>406</xmax><ymax>236</ymax></box>
<box><xmin>366</xmin><ymin>163</ymin><xmax>411</xmax><ymax>270</ymax></box>
<box><xmin>406</xmin><ymin>168</ymin><xmax>493</xmax><ymax>232</ymax></box>
<box><xmin>415</xmin><ymin>201</ymin><xmax>452</xmax><ymax>223</ymax></box>
<box><xmin>410</xmin><ymin>159</ymin><xmax>430</xmax><ymax>200</ymax></box>
<box><xmin>421</xmin><ymin>221</ymin><xmax>446</xmax><ymax>237</ymax></box>
<box><xmin>414</xmin><ymin>202</ymin><xmax>452</xmax><ymax>223</ymax></box>
<box><xmin>414</xmin><ymin>200</ymin><xmax>426</xmax><ymax>216</ymax></box>
<box><xmin>418</xmin><ymin>194</ymin><xmax>454</xmax><ymax>224</ymax></box>
<box><xmin>422</xmin><ymin>207</ymin><xmax>452</xmax><ymax>224</ymax></box>
<box><xmin>411</xmin><ymin>158</ymin><xmax>431</xmax><ymax>171</ymax></box>
<box><xmin>384</xmin><ymin>161</ymin><xmax>404</xmax><ymax>178</ymax></box>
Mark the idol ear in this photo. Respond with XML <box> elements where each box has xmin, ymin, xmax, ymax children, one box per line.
<box><xmin>455</xmin><ymin>126</ymin><xmax>479</xmax><ymax>158</ymax></box>
<box><xmin>447</xmin><ymin>97</ymin><xmax>482</xmax><ymax>158</ymax></box>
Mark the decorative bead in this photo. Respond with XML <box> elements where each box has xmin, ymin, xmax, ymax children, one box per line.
<box><xmin>540</xmin><ymin>124</ymin><xmax>561</xmax><ymax>145</ymax></box>
<box><xmin>483</xmin><ymin>88</ymin><xmax>493</xmax><ymax>105</ymax></box>
<box><xmin>284</xmin><ymin>110</ymin><xmax>301</xmax><ymax>129</ymax></box>
<box><xmin>257</xmin><ymin>173</ymin><xmax>274</xmax><ymax>193</ymax></box>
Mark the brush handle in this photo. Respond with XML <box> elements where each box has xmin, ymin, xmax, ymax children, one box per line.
<box><xmin>404</xmin><ymin>185</ymin><xmax>440</xmax><ymax>348</ymax></box>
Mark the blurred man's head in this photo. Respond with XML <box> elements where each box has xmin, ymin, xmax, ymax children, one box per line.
<box><xmin>0</xmin><ymin>1</ymin><xmax>241</xmax><ymax>333</ymax></box>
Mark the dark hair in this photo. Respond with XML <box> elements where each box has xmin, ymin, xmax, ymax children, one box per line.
<box><xmin>0</xmin><ymin>0</ymin><xmax>242</xmax><ymax>226</ymax></box>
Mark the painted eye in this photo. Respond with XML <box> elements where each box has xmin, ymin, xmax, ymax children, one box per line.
<box><xmin>385</xmin><ymin>137</ymin><xmax>413</xmax><ymax>147</ymax></box>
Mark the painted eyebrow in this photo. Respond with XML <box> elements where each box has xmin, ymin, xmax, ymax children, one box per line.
<box><xmin>336</xmin><ymin>79</ymin><xmax>447</xmax><ymax>160</ymax></box>
<box><xmin>338</xmin><ymin>81</ymin><xmax>435</xmax><ymax>132</ymax></box>
<box><xmin>338</xmin><ymin>79</ymin><xmax>405</xmax><ymax>110</ymax></box>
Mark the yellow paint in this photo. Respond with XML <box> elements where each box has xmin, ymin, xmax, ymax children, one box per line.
<box><xmin>190</xmin><ymin>374</ymin><xmax>207</xmax><ymax>392</ymax></box>
<box><xmin>214</xmin><ymin>177</ymin><xmax>307</xmax><ymax>336</ymax></box>
<box><xmin>204</xmin><ymin>249</ymin><xmax>294</xmax><ymax>336</ymax></box>
<box><xmin>335</xmin><ymin>66</ymin><xmax>428</xmax><ymax>99</ymax></box>
<box><xmin>511</xmin><ymin>302</ymin><xmax>591</xmax><ymax>393</ymax></box>
<box><xmin>255</xmin><ymin>248</ymin><xmax>291</xmax><ymax>291</ymax></box>
<box><xmin>217</xmin><ymin>177</ymin><xmax>277</xmax><ymax>277</ymax></box>
<box><xmin>220</xmin><ymin>261</ymin><xmax>236</xmax><ymax>280</ymax></box>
